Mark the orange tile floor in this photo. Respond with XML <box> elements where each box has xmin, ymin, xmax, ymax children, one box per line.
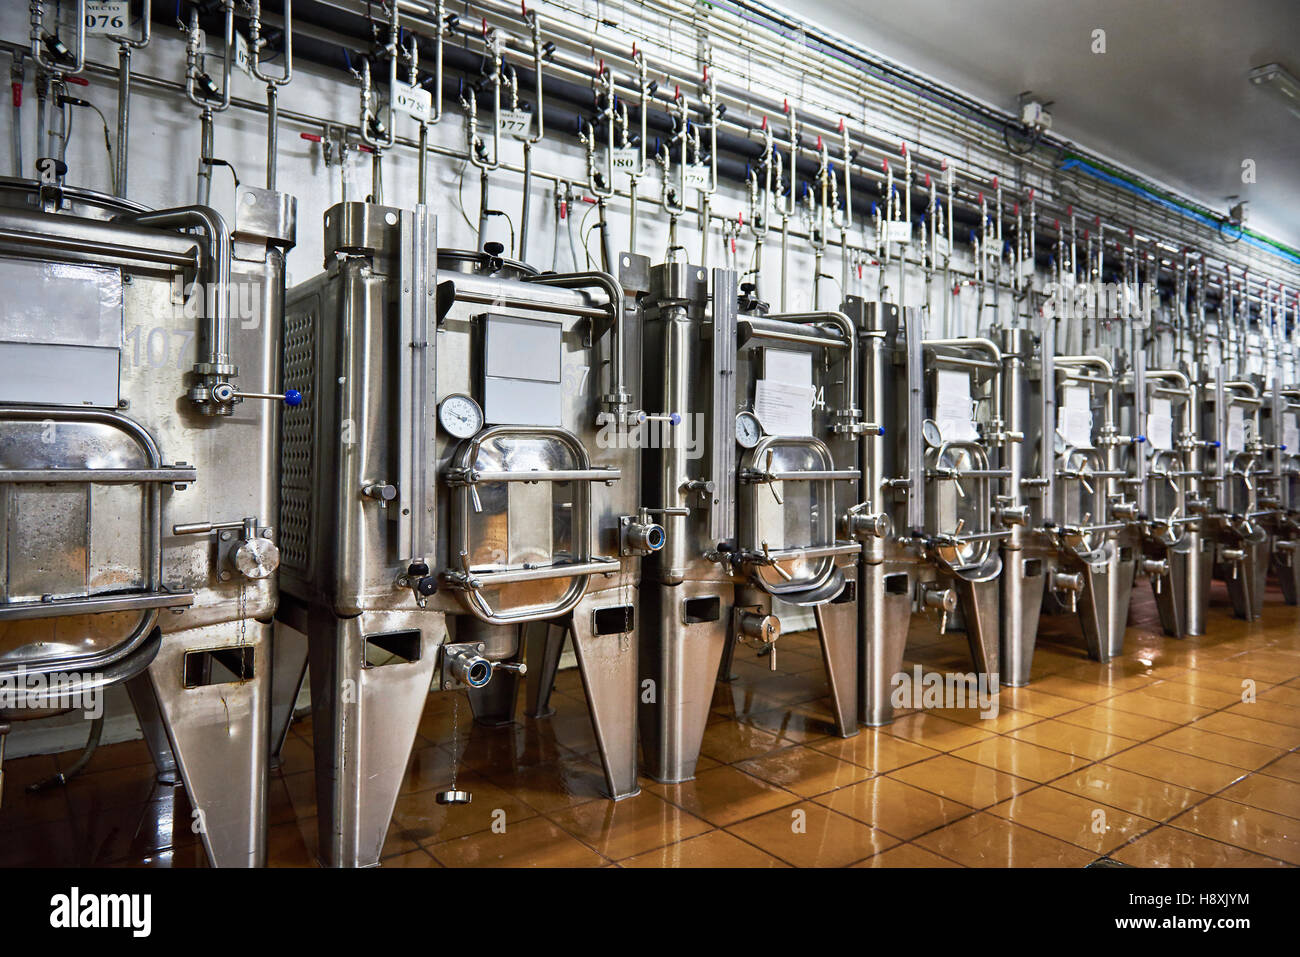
<box><xmin>3</xmin><ymin>581</ymin><xmax>1298</xmax><ymax>867</ymax></box>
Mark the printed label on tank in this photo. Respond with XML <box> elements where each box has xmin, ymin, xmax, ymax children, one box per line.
<box><xmin>1058</xmin><ymin>385</ymin><xmax>1094</xmax><ymax>448</ymax></box>
<box><xmin>754</xmin><ymin>348</ymin><xmax>814</xmax><ymax>436</ymax></box>
<box><xmin>1226</xmin><ymin>405</ymin><xmax>1246</xmax><ymax>452</ymax></box>
<box><xmin>1147</xmin><ymin>398</ymin><xmax>1174</xmax><ymax>451</ymax></box>
<box><xmin>935</xmin><ymin>369</ymin><xmax>978</xmax><ymax>443</ymax></box>
<box><xmin>483</xmin><ymin>314</ymin><xmax>563</xmax><ymax>426</ymax></box>
<box><xmin>754</xmin><ymin>381</ymin><xmax>814</xmax><ymax>437</ymax></box>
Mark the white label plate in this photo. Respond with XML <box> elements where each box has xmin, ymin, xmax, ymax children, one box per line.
<box><xmin>85</xmin><ymin>1</ymin><xmax>129</xmax><ymax>36</ymax></box>
<box><xmin>499</xmin><ymin>109</ymin><xmax>533</xmax><ymax>139</ymax></box>
<box><xmin>392</xmin><ymin>81</ymin><xmax>432</xmax><ymax>122</ymax></box>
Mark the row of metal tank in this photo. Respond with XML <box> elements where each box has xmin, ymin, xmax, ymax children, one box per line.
<box><xmin>1</xmin><ymin>178</ymin><xmax>1297</xmax><ymax>867</ymax></box>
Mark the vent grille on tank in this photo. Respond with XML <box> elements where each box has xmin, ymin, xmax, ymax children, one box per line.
<box><xmin>280</xmin><ymin>309</ymin><xmax>316</xmax><ymax>572</ymax></box>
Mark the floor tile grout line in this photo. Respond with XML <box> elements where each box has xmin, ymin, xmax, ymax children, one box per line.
<box><xmin>851</xmin><ymin>687</ymin><xmax>1285</xmax><ymax>861</ymax></box>
<box><xmin>9</xmin><ymin>596</ymin><xmax>1299</xmax><ymax>868</ymax></box>
<box><xmin>1099</xmin><ymin>745</ymin><xmax>1300</xmax><ymax>867</ymax></box>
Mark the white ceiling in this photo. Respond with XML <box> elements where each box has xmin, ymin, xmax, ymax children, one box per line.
<box><xmin>793</xmin><ymin>0</ymin><xmax>1300</xmax><ymax>250</ymax></box>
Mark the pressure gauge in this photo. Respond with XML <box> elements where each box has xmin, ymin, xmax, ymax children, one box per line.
<box><xmin>1053</xmin><ymin>429</ymin><xmax>1069</xmax><ymax>456</ymax></box>
<box><xmin>735</xmin><ymin>411</ymin><xmax>763</xmax><ymax>448</ymax></box>
<box><xmin>922</xmin><ymin>419</ymin><xmax>943</xmax><ymax>448</ymax></box>
<box><xmin>438</xmin><ymin>394</ymin><xmax>484</xmax><ymax>439</ymax></box>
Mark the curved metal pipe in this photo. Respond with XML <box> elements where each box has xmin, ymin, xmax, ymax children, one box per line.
<box><xmin>764</xmin><ymin>311</ymin><xmax>858</xmax><ymax>419</ymax></box>
<box><xmin>525</xmin><ymin>270</ymin><xmax>627</xmax><ymax>419</ymax></box>
<box><xmin>1055</xmin><ymin>353</ymin><xmax>1118</xmax><ymax>379</ymax></box>
<box><xmin>30</xmin><ymin>0</ymin><xmax>85</xmax><ymax>75</ymax></box>
<box><xmin>249</xmin><ymin>0</ymin><xmax>293</xmax><ymax>191</ymax></box>
<box><xmin>120</xmin><ymin>205</ymin><xmax>234</xmax><ymax>404</ymax></box>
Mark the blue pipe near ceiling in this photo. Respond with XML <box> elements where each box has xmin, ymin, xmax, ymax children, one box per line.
<box><xmin>1056</xmin><ymin>162</ymin><xmax>1300</xmax><ymax>266</ymax></box>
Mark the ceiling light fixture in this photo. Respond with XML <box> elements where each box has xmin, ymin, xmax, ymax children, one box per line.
<box><xmin>1249</xmin><ymin>62</ymin><xmax>1300</xmax><ymax>119</ymax></box>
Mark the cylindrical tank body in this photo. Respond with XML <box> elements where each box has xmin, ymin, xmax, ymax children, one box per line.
<box><xmin>0</xmin><ymin>175</ymin><xmax>294</xmax><ymax>867</ymax></box>
<box><xmin>279</xmin><ymin>203</ymin><xmax>647</xmax><ymax>867</ymax></box>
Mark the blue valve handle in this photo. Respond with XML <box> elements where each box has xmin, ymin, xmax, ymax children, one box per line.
<box><xmin>219</xmin><ymin>386</ymin><xmax>303</xmax><ymax>406</ymax></box>
<box><xmin>637</xmin><ymin>411</ymin><xmax>680</xmax><ymax>426</ymax></box>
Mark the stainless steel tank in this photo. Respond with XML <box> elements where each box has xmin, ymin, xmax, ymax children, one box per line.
<box><xmin>0</xmin><ymin>168</ymin><xmax>296</xmax><ymax>867</ymax></box>
<box><xmin>997</xmin><ymin>325</ymin><xmax>1052</xmax><ymax>687</ymax></box>
<box><xmin>635</xmin><ymin>264</ymin><xmax>861</xmax><ymax>783</ymax></box>
<box><xmin>1201</xmin><ymin>370</ymin><xmax>1269</xmax><ymax>620</ymax></box>
<box><xmin>1263</xmin><ymin>382</ymin><xmax>1300</xmax><ymax>603</ymax></box>
<box><xmin>1047</xmin><ymin>355</ymin><xmax>1141</xmax><ymax>662</ymax></box>
<box><xmin>853</xmin><ymin>301</ymin><xmax>1005</xmax><ymax>725</ymax></box>
<box><xmin>276</xmin><ymin>203</ymin><xmax>657</xmax><ymax>867</ymax></box>
<box><xmin>1136</xmin><ymin>369</ymin><xmax>1200</xmax><ymax>636</ymax></box>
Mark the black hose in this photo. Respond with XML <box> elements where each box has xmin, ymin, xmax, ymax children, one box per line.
<box><xmin>26</xmin><ymin>715</ymin><xmax>105</xmax><ymax>792</ymax></box>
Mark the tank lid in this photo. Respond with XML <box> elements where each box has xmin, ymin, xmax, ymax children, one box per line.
<box><xmin>437</xmin><ymin>246</ymin><xmax>538</xmax><ymax>279</ymax></box>
<box><xmin>0</xmin><ymin>176</ymin><xmax>150</xmax><ymax>221</ymax></box>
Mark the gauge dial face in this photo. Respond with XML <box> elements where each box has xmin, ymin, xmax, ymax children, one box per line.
<box><xmin>1053</xmin><ymin>429</ymin><xmax>1069</xmax><ymax>456</ymax></box>
<box><xmin>735</xmin><ymin>411</ymin><xmax>763</xmax><ymax>448</ymax></box>
<box><xmin>922</xmin><ymin>418</ymin><xmax>943</xmax><ymax>448</ymax></box>
<box><xmin>438</xmin><ymin>394</ymin><xmax>484</xmax><ymax>438</ymax></box>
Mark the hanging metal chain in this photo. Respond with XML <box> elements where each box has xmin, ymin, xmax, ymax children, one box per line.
<box><xmin>236</xmin><ymin>580</ymin><xmax>249</xmax><ymax>682</ymax></box>
<box><xmin>449</xmin><ymin>695</ymin><xmax>460</xmax><ymax>791</ymax></box>
<box><xmin>437</xmin><ymin>693</ymin><xmax>472</xmax><ymax>805</ymax></box>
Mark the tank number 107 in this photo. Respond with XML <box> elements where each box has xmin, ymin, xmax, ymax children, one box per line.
<box><xmin>124</xmin><ymin>326</ymin><xmax>196</xmax><ymax>370</ymax></box>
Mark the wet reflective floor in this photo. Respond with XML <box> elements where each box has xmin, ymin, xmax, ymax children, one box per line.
<box><xmin>2</xmin><ymin>581</ymin><xmax>1298</xmax><ymax>867</ymax></box>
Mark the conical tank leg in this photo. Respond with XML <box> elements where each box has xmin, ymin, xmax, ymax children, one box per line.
<box><xmin>1186</xmin><ymin>530</ymin><xmax>1211</xmax><ymax>636</ymax></box>
<box><xmin>268</xmin><ymin>618</ymin><xmax>309</xmax><ymax>766</ymax></box>
<box><xmin>144</xmin><ymin>619</ymin><xmax>272</xmax><ymax>868</ymax></box>
<box><xmin>859</xmin><ymin>564</ymin><xmax>912</xmax><ymax>726</ymax></box>
<box><xmin>639</xmin><ymin>581</ymin><xmax>729</xmax><ymax>782</ymax></box>
<box><xmin>1152</xmin><ymin>544</ymin><xmax>1189</xmax><ymax>637</ymax></box>
<box><xmin>1000</xmin><ymin>552</ymin><xmax>1047</xmax><ymax>687</ymax></box>
<box><xmin>524</xmin><ymin>620</ymin><xmax>567</xmax><ymax>718</ymax></box>
<box><xmin>570</xmin><ymin>593</ymin><xmax>640</xmax><ymax>800</ymax></box>
<box><xmin>305</xmin><ymin>607</ymin><xmax>440</xmax><ymax>868</ymax></box>
<box><xmin>1076</xmin><ymin>557</ymin><xmax>1115</xmax><ymax>662</ymax></box>
<box><xmin>814</xmin><ymin>596</ymin><xmax>859</xmax><ymax>737</ymax></box>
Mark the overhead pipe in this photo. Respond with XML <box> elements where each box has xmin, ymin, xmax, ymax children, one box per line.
<box><xmin>105</xmin><ymin>0</ymin><xmax>150</xmax><ymax>198</ymax></box>
<box><xmin>183</xmin><ymin>1</ymin><xmax>234</xmax><ymax>207</ymax></box>
<box><xmin>516</xmin><ymin>5</ymin><xmax>544</xmax><ymax>260</ymax></box>
<box><xmin>249</xmin><ymin>0</ymin><xmax>293</xmax><ymax>191</ymax></box>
